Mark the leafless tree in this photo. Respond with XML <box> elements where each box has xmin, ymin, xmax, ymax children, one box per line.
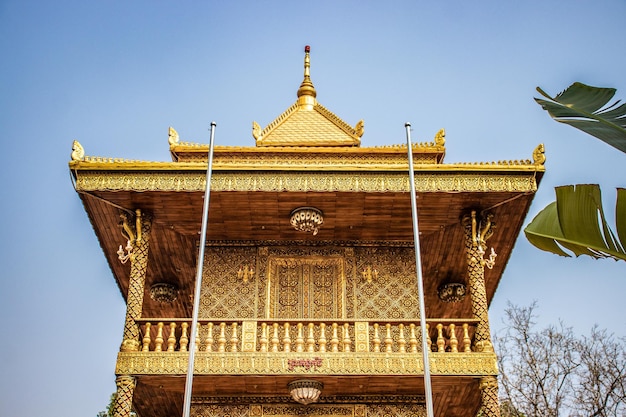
<box><xmin>570</xmin><ymin>327</ymin><xmax>626</xmax><ymax>416</ymax></box>
<box><xmin>495</xmin><ymin>302</ymin><xmax>626</xmax><ymax>417</ymax></box>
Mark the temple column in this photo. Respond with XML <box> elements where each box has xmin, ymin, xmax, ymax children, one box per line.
<box><xmin>462</xmin><ymin>210</ymin><xmax>495</xmax><ymax>353</ymax></box>
<box><xmin>479</xmin><ymin>376</ymin><xmax>501</xmax><ymax>417</ymax></box>
<box><xmin>120</xmin><ymin>209</ymin><xmax>152</xmax><ymax>352</ymax></box>
<box><xmin>112</xmin><ymin>375</ymin><xmax>136</xmax><ymax>417</ymax></box>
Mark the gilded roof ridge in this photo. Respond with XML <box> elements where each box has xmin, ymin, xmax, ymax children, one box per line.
<box><xmin>258</xmin><ymin>102</ymin><xmax>299</xmax><ymax>138</ymax></box>
<box><xmin>373</xmin><ymin>142</ymin><xmax>442</xmax><ymax>149</ymax></box>
<box><xmin>446</xmin><ymin>144</ymin><xmax>546</xmax><ymax>167</ymax></box>
<box><xmin>82</xmin><ymin>156</ymin><xmax>149</xmax><ymax>163</ymax></box>
<box><xmin>313</xmin><ymin>102</ymin><xmax>361</xmax><ymax>140</ymax></box>
<box><xmin>452</xmin><ymin>159</ymin><xmax>534</xmax><ymax>166</ymax></box>
<box><xmin>70</xmin><ymin>140</ymin><xmax>153</xmax><ymax>164</ymax></box>
<box><xmin>175</xmin><ymin>141</ymin><xmax>204</xmax><ymax>148</ymax></box>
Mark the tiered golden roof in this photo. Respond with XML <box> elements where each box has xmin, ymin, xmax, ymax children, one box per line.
<box><xmin>252</xmin><ymin>46</ymin><xmax>364</xmax><ymax>147</ymax></box>
<box><xmin>69</xmin><ymin>46</ymin><xmax>547</xmax><ymax>417</ymax></box>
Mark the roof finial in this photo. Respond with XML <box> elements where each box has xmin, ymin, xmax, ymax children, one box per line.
<box><xmin>297</xmin><ymin>45</ymin><xmax>316</xmax><ymax>107</ymax></box>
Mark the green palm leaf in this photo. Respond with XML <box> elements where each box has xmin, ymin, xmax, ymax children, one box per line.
<box><xmin>524</xmin><ymin>184</ymin><xmax>626</xmax><ymax>261</ymax></box>
<box><xmin>535</xmin><ymin>82</ymin><xmax>626</xmax><ymax>153</ymax></box>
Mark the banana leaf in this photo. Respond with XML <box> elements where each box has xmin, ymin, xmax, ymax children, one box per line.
<box><xmin>524</xmin><ymin>184</ymin><xmax>626</xmax><ymax>261</ymax></box>
<box><xmin>535</xmin><ymin>82</ymin><xmax>626</xmax><ymax>153</ymax></box>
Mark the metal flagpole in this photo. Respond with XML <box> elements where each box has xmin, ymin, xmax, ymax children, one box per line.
<box><xmin>405</xmin><ymin>123</ymin><xmax>435</xmax><ymax>417</ymax></box>
<box><xmin>182</xmin><ymin>121</ymin><xmax>217</xmax><ymax>417</ymax></box>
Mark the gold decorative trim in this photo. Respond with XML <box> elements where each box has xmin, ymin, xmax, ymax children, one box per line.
<box><xmin>192</xmin><ymin>395</ymin><xmax>426</xmax><ymax>405</ymax></box>
<box><xmin>171</xmin><ymin>142</ymin><xmax>443</xmax><ymax>153</ymax></box>
<box><xmin>74</xmin><ymin>171</ymin><xmax>538</xmax><ymax>193</ymax></box>
<box><xmin>115</xmin><ymin>351</ymin><xmax>498</xmax><ymax>375</ymax></box>
<box><xmin>105</xmin><ymin>151</ymin><xmax>442</xmax><ymax>167</ymax></box>
<box><xmin>70</xmin><ymin>143</ymin><xmax>544</xmax><ymax>170</ymax></box>
<box><xmin>201</xmin><ymin>240</ymin><xmax>416</xmax><ymax>248</ymax></box>
<box><xmin>258</xmin><ymin>102</ymin><xmax>299</xmax><ymax>140</ymax></box>
<box><xmin>314</xmin><ymin>102</ymin><xmax>362</xmax><ymax>140</ymax></box>
<box><xmin>190</xmin><ymin>402</ymin><xmax>428</xmax><ymax>417</ymax></box>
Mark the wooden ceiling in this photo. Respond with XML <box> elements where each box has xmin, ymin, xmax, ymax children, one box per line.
<box><xmin>78</xmin><ymin>186</ymin><xmax>535</xmax><ymax>319</ymax></box>
<box><xmin>132</xmin><ymin>374</ymin><xmax>482</xmax><ymax>417</ymax></box>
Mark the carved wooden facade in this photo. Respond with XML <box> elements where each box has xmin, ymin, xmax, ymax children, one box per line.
<box><xmin>71</xmin><ymin>48</ymin><xmax>544</xmax><ymax>417</ymax></box>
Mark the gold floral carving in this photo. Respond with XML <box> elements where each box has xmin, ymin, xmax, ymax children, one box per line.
<box><xmin>193</xmin><ymin>396</ymin><xmax>425</xmax><ymax>405</ymax></box>
<box><xmin>241</xmin><ymin>321</ymin><xmax>258</xmax><ymax>352</ymax></box>
<box><xmin>190</xmin><ymin>399</ymin><xmax>427</xmax><ymax>417</ymax></box>
<box><xmin>74</xmin><ymin>171</ymin><xmax>539</xmax><ymax>193</ymax></box>
<box><xmin>268</xmin><ymin>256</ymin><xmax>345</xmax><ymax>319</ymax></box>
<box><xmin>191</xmin><ymin>404</ymin><xmax>249</xmax><ymax>417</ymax></box>
<box><xmin>353</xmin><ymin>247</ymin><xmax>419</xmax><ymax>321</ymax></box>
<box><xmin>367</xmin><ymin>404</ymin><xmax>426</xmax><ymax>417</ymax></box>
<box><xmin>199</xmin><ymin>247</ymin><xmax>258</xmax><ymax>319</ymax></box>
<box><xmin>262</xmin><ymin>404</ymin><xmax>354</xmax><ymax>416</ymax></box>
<box><xmin>172</xmin><ymin>148</ymin><xmax>441</xmax><ymax>165</ymax></box>
<box><xmin>115</xmin><ymin>351</ymin><xmax>498</xmax><ymax>375</ymax></box>
<box><xmin>195</xmin><ymin>245</ymin><xmax>421</xmax><ymax>324</ymax></box>
<box><xmin>257</xmin><ymin>247</ymin><xmax>352</xmax><ymax>319</ymax></box>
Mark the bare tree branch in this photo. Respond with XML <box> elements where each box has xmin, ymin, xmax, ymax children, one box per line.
<box><xmin>495</xmin><ymin>303</ymin><xmax>626</xmax><ymax>417</ymax></box>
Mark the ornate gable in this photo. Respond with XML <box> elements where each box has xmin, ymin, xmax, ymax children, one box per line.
<box><xmin>252</xmin><ymin>46</ymin><xmax>364</xmax><ymax>147</ymax></box>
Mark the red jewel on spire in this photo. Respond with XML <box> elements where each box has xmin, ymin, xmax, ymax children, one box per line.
<box><xmin>305</xmin><ymin>45</ymin><xmax>310</xmax><ymax>53</ymax></box>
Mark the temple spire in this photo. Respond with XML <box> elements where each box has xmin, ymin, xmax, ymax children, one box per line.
<box><xmin>297</xmin><ymin>45</ymin><xmax>316</xmax><ymax>108</ymax></box>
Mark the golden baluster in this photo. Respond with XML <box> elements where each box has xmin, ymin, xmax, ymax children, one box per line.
<box><xmin>409</xmin><ymin>323</ymin><xmax>418</xmax><ymax>353</ymax></box>
<box><xmin>436</xmin><ymin>323</ymin><xmax>445</xmax><ymax>352</ymax></box>
<box><xmin>306</xmin><ymin>323</ymin><xmax>316</xmax><ymax>352</ymax></box>
<box><xmin>448</xmin><ymin>323</ymin><xmax>458</xmax><ymax>353</ymax></box>
<box><xmin>295</xmin><ymin>323</ymin><xmax>304</xmax><ymax>352</ymax></box>
<box><xmin>372</xmin><ymin>323</ymin><xmax>381</xmax><ymax>352</ymax></box>
<box><xmin>330</xmin><ymin>323</ymin><xmax>339</xmax><ymax>352</ymax></box>
<box><xmin>230</xmin><ymin>323</ymin><xmax>239</xmax><ymax>352</ymax></box>
<box><xmin>205</xmin><ymin>322</ymin><xmax>214</xmax><ymax>352</ymax></box>
<box><xmin>462</xmin><ymin>323</ymin><xmax>471</xmax><ymax>352</ymax></box>
<box><xmin>384</xmin><ymin>323</ymin><xmax>393</xmax><ymax>353</ymax></box>
<box><xmin>318</xmin><ymin>323</ymin><xmax>327</xmax><ymax>352</ymax></box>
<box><xmin>398</xmin><ymin>324</ymin><xmax>406</xmax><ymax>353</ymax></box>
<box><xmin>426</xmin><ymin>323</ymin><xmax>432</xmax><ymax>352</ymax></box>
<box><xmin>342</xmin><ymin>323</ymin><xmax>351</xmax><ymax>352</ymax></box>
<box><xmin>259</xmin><ymin>323</ymin><xmax>268</xmax><ymax>352</ymax></box>
<box><xmin>217</xmin><ymin>323</ymin><xmax>227</xmax><ymax>352</ymax></box>
<box><xmin>154</xmin><ymin>322</ymin><xmax>164</xmax><ymax>352</ymax></box>
<box><xmin>142</xmin><ymin>322</ymin><xmax>152</xmax><ymax>352</ymax></box>
<box><xmin>167</xmin><ymin>322</ymin><xmax>177</xmax><ymax>352</ymax></box>
<box><xmin>271</xmin><ymin>323</ymin><xmax>280</xmax><ymax>352</ymax></box>
<box><xmin>283</xmin><ymin>323</ymin><xmax>292</xmax><ymax>352</ymax></box>
<box><xmin>195</xmin><ymin>325</ymin><xmax>200</xmax><ymax>352</ymax></box>
<box><xmin>179</xmin><ymin>322</ymin><xmax>189</xmax><ymax>352</ymax></box>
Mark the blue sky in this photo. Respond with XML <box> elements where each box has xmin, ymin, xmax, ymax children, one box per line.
<box><xmin>1</xmin><ymin>1</ymin><xmax>625</xmax><ymax>416</ymax></box>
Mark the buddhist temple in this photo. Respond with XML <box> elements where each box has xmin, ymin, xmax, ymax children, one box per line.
<box><xmin>70</xmin><ymin>46</ymin><xmax>545</xmax><ymax>417</ymax></box>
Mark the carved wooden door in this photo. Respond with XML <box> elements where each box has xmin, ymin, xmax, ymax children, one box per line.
<box><xmin>267</xmin><ymin>256</ymin><xmax>345</xmax><ymax>319</ymax></box>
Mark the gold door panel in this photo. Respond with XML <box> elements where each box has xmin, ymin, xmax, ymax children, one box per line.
<box><xmin>266</xmin><ymin>256</ymin><xmax>345</xmax><ymax>320</ymax></box>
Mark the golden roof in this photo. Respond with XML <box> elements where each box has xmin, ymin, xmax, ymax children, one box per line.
<box><xmin>67</xmin><ymin>47</ymin><xmax>546</xmax><ymax>346</ymax></box>
<box><xmin>252</xmin><ymin>46</ymin><xmax>364</xmax><ymax>147</ymax></box>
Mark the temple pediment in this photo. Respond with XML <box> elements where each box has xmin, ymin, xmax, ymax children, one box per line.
<box><xmin>253</xmin><ymin>102</ymin><xmax>363</xmax><ymax>147</ymax></box>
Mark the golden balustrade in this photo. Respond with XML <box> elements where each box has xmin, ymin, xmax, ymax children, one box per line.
<box><xmin>136</xmin><ymin>319</ymin><xmax>478</xmax><ymax>354</ymax></box>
